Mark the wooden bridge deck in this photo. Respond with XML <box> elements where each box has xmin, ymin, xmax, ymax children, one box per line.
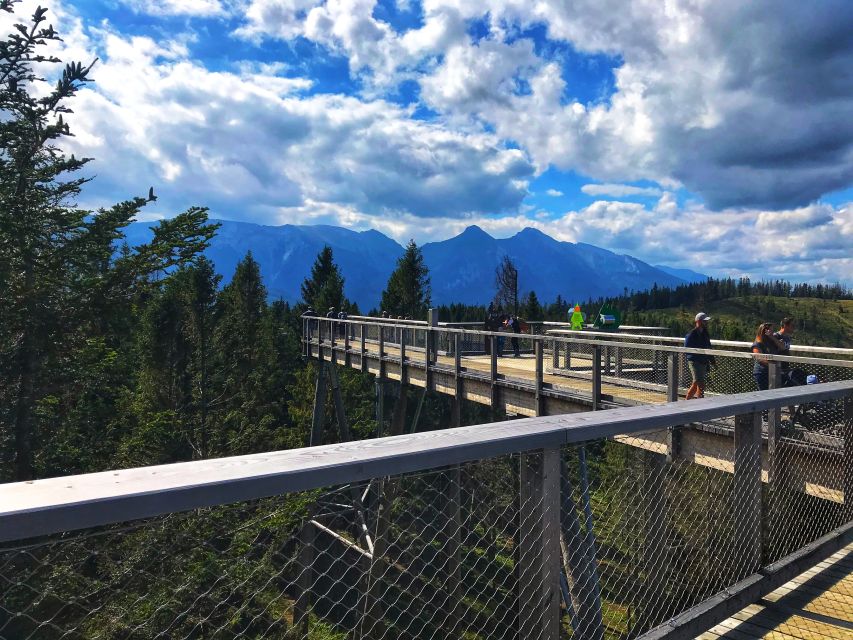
<box><xmin>699</xmin><ymin>541</ymin><xmax>853</xmax><ymax>639</ymax></box>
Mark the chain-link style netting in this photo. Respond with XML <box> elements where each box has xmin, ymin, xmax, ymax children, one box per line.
<box><xmin>4</xmin><ymin>417</ymin><xmax>849</xmax><ymax>640</ymax></box>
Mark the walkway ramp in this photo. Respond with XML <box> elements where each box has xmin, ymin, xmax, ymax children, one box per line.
<box><xmin>701</xmin><ymin>541</ymin><xmax>853</xmax><ymax>639</ymax></box>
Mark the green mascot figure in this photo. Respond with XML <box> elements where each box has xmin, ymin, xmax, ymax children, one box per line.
<box><xmin>570</xmin><ymin>304</ymin><xmax>585</xmax><ymax>330</ymax></box>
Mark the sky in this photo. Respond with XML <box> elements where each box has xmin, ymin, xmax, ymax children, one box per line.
<box><xmin>5</xmin><ymin>0</ymin><xmax>852</xmax><ymax>282</ymax></box>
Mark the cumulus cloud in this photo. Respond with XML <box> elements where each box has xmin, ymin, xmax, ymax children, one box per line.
<box><xmin>41</xmin><ymin>16</ymin><xmax>531</xmax><ymax>223</ymax></box>
<box><xmin>581</xmin><ymin>183</ymin><xmax>662</xmax><ymax>198</ymax></box>
<box><xmin>235</xmin><ymin>0</ymin><xmax>853</xmax><ymax>211</ymax></box>
<box><xmin>545</xmin><ymin>189</ymin><xmax>563</xmax><ymax>197</ymax></box>
<box><xmin>118</xmin><ymin>0</ymin><xmax>231</xmax><ymax>17</ymax></box>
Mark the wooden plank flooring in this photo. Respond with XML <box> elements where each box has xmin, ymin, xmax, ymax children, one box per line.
<box><xmin>699</xmin><ymin>542</ymin><xmax>853</xmax><ymax>639</ymax></box>
<box><xmin>360</xmin><ymin>342</ymin><xmax>670</xmax><ymax>406</ymax></box>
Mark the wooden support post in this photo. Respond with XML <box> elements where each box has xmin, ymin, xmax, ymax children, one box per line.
<box><xmin>490</xmin><ymin>335</ymin><xmax>499</xmax><ymax>410</ymax></box>
<box><xmin>294</xmin><ymin>519</ymin><xmax>315</xmax><ymax>638</ymax></box>
<box><xmin>666</xmin><ymin>353</ymin><xmax>681</xmax><ymax>463</ymax></box>
<box><xmin>378</xmin><ymin>330</ymin><xmax>386</xmax><ymax>382</ymax></box>
<box><xmin>399</xmin><ymin>327</ymin><xmax>407</xmax><ymax>385</ymax></box>
<box><xmin>330</xmin><ymin>319</ymin><xmax>337</xmax><ymax>366</ymax></box>
<box><xmin>734</xmin><ymin>411</ymin><xmax>763</xmax><ymax>575</ymax></box>
<box><xmin>425</xmin><ymin>328</ymin><xmax>434</xmax><ymax>389</ymax></box>
<box><xmin>309</xmin><ymin>363</ymin><xmax>327</xmax><ymax>447</ymax></box>
<box><xmin>604</xmin><ymin>346</ymin><xmax>612</xmax><ymax>376</ymax></box>
<box><xmin>535</xmin><ymin>340</ymin><xmax>545</xmax><ymax>416</ymax></box>
<box><xmin>560</xmin><ymin>457</ymin><xmax>604</xmax><ymax>640</ymax></box>
<box><xmin>615</xmin><ymin>346</ymin><xmax>623</xmax><ymax>378</ymax></box>
<box><xmin>843</xmin><ymin>394</ymin><xmax>853</xmax><ymax>522</ymax></box>
<box><xmin>564</xmin><ymin>341</ymin><xmax>571</xmax><ymax>370</ymax></box>
<box><xmin>552</xmin><ymin>338</ymin><xmax>559</xmax><ymax>369</ymax></box>
<box><xmin>360</xmin><ymin>324</ymin><xmax>367</xmax><ymax>373</ymax></box>
<box><xmin>454</xmin><ymin>333</ymin><xmax>463</xmax><ymax>404</ymax></box>
<box><xmin>666</xmin><ymin>353</ymin><xmax>680</xmax><ymax>403</ymax></box>
<box><xmin>344</xmin><ymin>323</ymin><xmax>351</xmax><ymax>368</ymax></box>
<box><xmin>765</xmin><ymin>361</ymin><xmax>784</xmax><ymax>559</ymax></box>
<box><xmin>591</xmin><ymin>346</ymin><xmax>602</xmax><ymax>410</ymax></box>
<box><xmin>519</xmin><ymin>448</ymin><xmax>561</xmax><ymax>640</ymax></box>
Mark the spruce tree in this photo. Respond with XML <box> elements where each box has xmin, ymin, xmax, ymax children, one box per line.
<box><xmin>522</xmin><ymin>290</ymin><xmax>543</xmax><ymax>320</ymax></box>
<box><xmin>379</xmin><ymin>239</ymin><xmax>431</xmax><ymax>318</ymax></box>
<box><xmin>300</xmin><ymin>245</ymin><xmax>348</xmax><ymax>313</ymax></box>
<box><xmin>211</xmin><ymin>252</ymin><xmax>284</xmax><ymax>455</ymax></box>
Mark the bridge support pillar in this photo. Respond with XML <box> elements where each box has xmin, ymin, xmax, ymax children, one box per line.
<box><xmin>560</xmin><ymin>452</ymin><xmax>604</xmax><ymax>639</ymax></box>
<box><xmin>519</xmin><ymin>447</ymin><xmax>561</xmax><ymax>640</ymax></box>
<box><xmin>309</xmin><ymin>363</ymin><xmax>328</xmax><ymax>447</ymax></box>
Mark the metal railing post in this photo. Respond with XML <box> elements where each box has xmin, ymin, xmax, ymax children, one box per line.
<box><xmin>667</xmin><ymin>353</ymin><xmax>681</xmax><ymax>462</ymax></box>
<box><xmin>519</xmin><ymin>447</ymin><xmax>561</xmax><ymax>640</ymax></box>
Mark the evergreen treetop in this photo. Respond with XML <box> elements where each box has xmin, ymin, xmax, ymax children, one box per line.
<box><xmin>379</xmin><ymin>239</ymin><xmax>431</xmax><ymax>318</ymax></box>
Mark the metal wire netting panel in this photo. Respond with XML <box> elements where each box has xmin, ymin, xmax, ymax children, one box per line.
<box><xmin>3</xmin><ymin>418</ymin><xmax>849</xmax><ymax>640</ymax></box>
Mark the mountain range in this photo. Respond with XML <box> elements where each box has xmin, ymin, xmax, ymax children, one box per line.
<box><xmin>124</xmin><ymin>220</ymin><xmax>706</xmax><ymax>310</ymax></box>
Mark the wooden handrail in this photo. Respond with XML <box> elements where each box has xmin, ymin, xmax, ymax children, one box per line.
<box><xmin>1</xmin><ymin>381</ymin><xmax>850</xmax><ymax>543</ymax></box>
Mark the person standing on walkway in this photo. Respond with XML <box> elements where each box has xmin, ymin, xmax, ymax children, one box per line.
<box><xmin>504</xmin><ymin>315</ymin><xmax>521</xmax><ymax>357</ymax></box>
<box><xmin>752</xmin><ymin>322</ymin><xmax>785</xmax><ymax>391</ymax></box>
<box><xmin>684</xmin><ymin>312</ymin><xmax>716</xmax><ymax>399</ymax></box>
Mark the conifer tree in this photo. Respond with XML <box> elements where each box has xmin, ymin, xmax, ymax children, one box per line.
<box><xmin>522</xmin><ymin>290</ymin><xmax>543</xmax><ymax>320</ymax></box>
<box><xmin>380</xmin><ymin>240</ymin><xmax>431</xmax><ymax>318</ymax></box>
<box><xmin>211</xmin><ymin>252</ymin><xmax>284</xmax><ymax>455</ymax></box>
<box><xmin>300</xmin><ymin>245</ymin><xmax>348</xmax><ymax>312</ymax></box>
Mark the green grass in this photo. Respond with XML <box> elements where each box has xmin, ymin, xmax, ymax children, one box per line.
<box><xmin>625</xmin><ymin>296</ymin><xmax>853</xmax><ymax>347</ymax></box>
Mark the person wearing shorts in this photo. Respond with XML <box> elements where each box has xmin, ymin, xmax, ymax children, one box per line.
<box><xmin>684</xmin><ymin>312</ymin><xmax>716</xmax><ymax>399</ymax></box>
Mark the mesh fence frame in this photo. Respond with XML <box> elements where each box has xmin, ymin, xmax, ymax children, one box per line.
<box><xmin>5</xmin><ymin>410</ymin><xmax>849</xmax><ymax>640</ymax></box>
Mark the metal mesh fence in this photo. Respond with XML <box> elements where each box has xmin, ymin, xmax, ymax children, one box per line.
<box><xmin>5</xmin><ymin>415</ymin><xmax>847</xmax><ymax>640</ymax></box>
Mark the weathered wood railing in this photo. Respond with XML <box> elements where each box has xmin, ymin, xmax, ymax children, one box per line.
<box><xmin>1</xmin><ymin>382</ymin><xmax>851</xmax><ymax>639</ymax></box>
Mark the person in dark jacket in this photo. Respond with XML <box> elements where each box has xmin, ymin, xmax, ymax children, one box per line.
<box><xmin>684</xmin><ymin>312</ymin><xmax>716</xmax><ymax>399</ymax></box>
<box><xmin>504</xmin><ymin>315</ymin><xmax>521</xmax><ymax>357</ymax></box>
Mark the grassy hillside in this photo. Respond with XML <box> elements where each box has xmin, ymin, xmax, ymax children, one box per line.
<box><xmin>623</xmin><ymin>296</ymin><xmax>853</xmax><ymax>348</ymax></box>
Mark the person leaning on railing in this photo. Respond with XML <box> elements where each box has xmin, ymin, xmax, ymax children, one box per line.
<box><xmin>751</xmin><ymin>322</ymin><xmax>786</xmax><ymax>391</ymax></box>
<box><xmin>684</xmin><ymin>312</ymin><xmax>717</xmax><ymax>399</ymax></box>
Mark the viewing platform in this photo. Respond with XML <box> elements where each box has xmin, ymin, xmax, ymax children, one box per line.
<box><xmin>0</xmin><ymin>318</ymin><xmax>851</xmax><ymax>640</ymax></box>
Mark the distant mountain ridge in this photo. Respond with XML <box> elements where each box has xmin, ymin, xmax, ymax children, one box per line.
<box><xmin>124</xmin><ymin>219</ymin><xmax>702</xmax><ymax>310</ymax></box>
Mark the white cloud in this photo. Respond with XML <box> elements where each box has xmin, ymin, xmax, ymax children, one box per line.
<box><xmin>545</xmin><ymin>189</ymin><xmax>563</xmax><ymax>197</ymax></box>
<box><xmin>235</xmin><ymin>0</ymin><xmax>853</xmax><ymax>210</ymax></box>
<box><xmin>118</xmin><ymin>0</ymin><xmax>231</xmax><ymax>17</ymax></box>
<box><xmin>54</xmin><ymin>20</ymin><xmax>532</xmax><ymax>224</ymax></box>
<box><xmin>581</xmin><ymin>183</ymin><xmax>662</xmax><ymax>198</ymax></box>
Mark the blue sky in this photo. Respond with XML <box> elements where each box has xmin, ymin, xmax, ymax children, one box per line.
<box><xmin>7</xmin><ymin>0</ymin><xmax>852</xmax><ymax>282</ymax></box>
